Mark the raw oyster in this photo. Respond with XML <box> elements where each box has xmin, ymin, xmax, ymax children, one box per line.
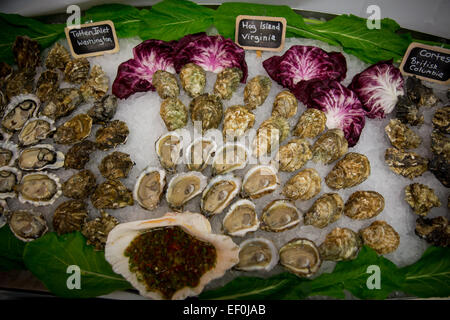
<box><xmin>166</xmin><ymin>171</ymin><xmax>207</xmax><ymax>211</ymax></box>
<box><xmin>65</xmin><ymin>58</ymin><xmax>90</xmax><ymax>84</ymax></box>
<box><xmin>344</xmin><ymin>191</ymin><xmax>385</xmax><ymax>220</ymax></box>
<box><xmin>222</xmin><ymin>105</ymin><xmax>255</xmax><ymax>138</ymax></box>
<box><xmin>404</xmin><ymin>183</ymin><xmax>441</xmax><ymax>216</ymax></box>
<box><xmin>244</xmin><ymin>75</ymin><xmax>272</xmax><ymax>109</ymax></box>
<box><xmin>160</xmin><ymin>98</ymin><xmax>188</xmax><ymax>131</ymax></box>
<box><xmin>431</xmin><ymin>129</ymin><xmax>450</xmax><ymax>160</ymax></box>
<box><xmin>133</xmin><ymin>167</ymin><xmax>166</xmax><ymax>211</ymax></box>
<box><xmin>415</xmin><ymin>216</ymin><xmax>449</xmax><ymax>247</ymax></box>
<box><xmin>2</xmin><ymin>94</ymin><xmax>39</xmax><ymax>133</ymax></box>
<box><xmin>260</xmin><ymin>199</ymin><xmax>301</xmax><ymax>232</ymax></box>
<box><xmin>12</xmin><ymin>36</ymin><xmax>40</xmax><ymax>71</ymax></box>
<box><xmin>432</xmin><ymin>105</ymin><xmax>450</xmax><ymax>134</ymax></box>
<box><xmin>385</xmin><ymin>119</ymin><xmax>421</xmax><ymax>150</ymax></box>
<box><xmin>252</xmin><ymin>116</ymin><xmax>290</xmax><ymax>157</ymax></box>
<box><xmin>279</xmin><ymin>238</ymin><xmax>321</xmax><ymax>277</ymax></box>
<box><xmin>235</xmin><ymin>238</ymin><xmax>278</xmax><ymax>271</ymax></box>
<box><xmin>384</xmin><ymin>147</ymin><xmax>428</xmax><ymax>179</ymax></box>
<box><xmin>241</xmin><ymin>165</ymin><xmax>279</xmax><ymax>199</ymax></box>
<box><xmin>82</xmin><ymin>210</ymin><xmax>119</xmax><ymax>250</ymax></box>
<box><xmin>52</xmin><ymin>200</ymin><xmax>88</xmax><ymax>235</ymax></box>
<box><xmin>95</xmin><ymin>120</ymin><xmax>129</xmax><ymax>150</ymax></box>
<box><xmin>325</xmin><ymin>152</ymin><xmax>370</xmax><ymax>189</ymax></box>
<box><xmin>99</xmin><ymin>151</ymin><xmax>135</xmax><ymax>180</ymax></box>
<box><xmin>17</xmin><ymin>144</ymin><xmax>64</xmax><ymax>171</ymax></box>
<box><xmin>282</xmin><ymin>168</ymin><xmax>321</xmax><ymax>201</ymax></box>
<box><xmin>45</xmin><ymin>43</ymin><xmax>71</xmax><ymax>70</ymax></box>
<box><xmin>429</xmin><ymin>154</ymin><xmax>449</xmax><ymax>187</ymax></box>
<box><xmin>319</xmin><ymin>227</ymin><xmax>362</xmax><ymax>261</ymax></box>
<box><xmin>360</xmin><ymin>220</ymin><xmax>400</xmax><ymax>254</ymax></box>
<box><xmin>18</xmin><ymin>117</ymin><xmax>56</xmax><ymax>147</ymax></box>
<box><xmin>276</xmin><ymin>138</ymin><xmax>312</xmax><ymax>172</ymax></box>
<box><xmin>189</xmin><ymin>93</ymin><xmax>223</xmax><ymax>132</ymax></box>
<box><xmin>0</xmin><ymin>167</ymin><xmax>21</xmax><ymax>199</ymax></box>
<box><xmin>40</xmin><ymin>88</ymin><xmax>83</xmax><ymax>120</ymax></box>
<box><xmin>185</xmin><ymin>137</ymin><xmax>217</xmax><ymax>172</ymax></box>
<box><xmin>395</xmin><ymin>95</ymin><xmax>424</xmax><ymax>127</ymax></box>
<box><xmin>406</xmin><ymin>76</ymin><xmax>438</xmax><ymax>108</ymax></box>
<box><xmin>88</xmin><ymin>95</ymin><xmax>118</xmax><ymax>125</ymax></box>
<box><xmin>213</xmin><ymin>67</ymin><xmax>242</xmax><ymax>100</ymax></box>
<box><xmin>5</xmin><ymin>71</ymin><xmax>34</xmax><ymax>100</ymax></box>
<box><xmin>54</xmin><ymin>114</ymin><xmax>93</xmax><ymax>145</ymax></box>
<box><xmin>180</xmin><ymin>63</ymin><xmax>206</xmax><ymax>98</ymax></box>
<box><xmin>80</xmin><ymin>65</ymin><xmax>109</xmax><ymax>101</ymax></box>
<box><xmin>304</xmin><ymin>193</ymin><xmax>343</xmax><ymax>228</ymax></box>
<box><xmin>62</xmin><ymin>169</ymin><xmax>97</xmax><ymax>200</ymax></box>
<box><xmin>311</xmin><ymin>129</ymin><xmax>348</xmax><ymax>165</ymax></box>
<box><xmin>155</xmin><ymin>131</ymin><xmax>183</xmax><ymax>173</ymax></box>
<box><xmin>271</xmin><ymin>91</ymin><xmax>298</xmax><ymax>119</ymax></box>
<box><xmin>223</xmin><ymin>199</ymin><xmax>259</xmax><ymax>237</ymax></box>
<box><xmin>91</xmin><ymin>179</ymin><xmax>134</xmax><ymax>209</ymax></box>
<box><xmin>201</xmin><ymin>174</ymin><xmax>241</xmax><ymax>216</ymax></box>
<box><xmin>35</xmin><ymin>70</ymin><xmax>59</xmax><ymax>103</ymax></box>
<box><xmin>8</xmin><ymin>210</ymin><xmax>48</xmax><ymax>242</ymax></box>
<box><xmin>293</xmin><ymin>108</ymin><xmax>327</xmax><ymax>138</ymax></box>
<box><xmin>211</xmin><ymin>143</ymin><xmax>248</xmax><ymax>176</ymax></box>
<box><xmin>104</xmin><ymin>212</ymin><xmax>239</xmax><ymax>300</ymax></box>
<box><xmin>64</xmin><ymin>140</ymin><xmax>96</xmax><ymax>169</ymax></box>
<box><xmin>16</xmin><ymin>172</ymin><xmax>62</xmax><ymax>206</ymax></box>
<box><xmin>153</xmin><ymin>70</ymin><xmax>179</xmax><ymax>99</ymax></box>
<box><xmin>0</xmin><ymin>200</ymin><xmax>8</xmax><ymax>228</ymax></box>
<box><xmin>0</xmin><ymin>142</ymin><xmax>18</xmax><ymax>167</ymax></box>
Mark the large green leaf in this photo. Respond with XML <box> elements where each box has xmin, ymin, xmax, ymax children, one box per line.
<box><xmin>0</xmin><ymin>226</ymin><xmax>26</xmax><ymax>271</ymax></box>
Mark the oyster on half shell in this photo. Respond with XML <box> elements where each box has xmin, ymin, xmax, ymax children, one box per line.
<box><xmin>0</xmin><ymin>142</ymin><xmax>18</xmax><ymax>167</ymax></box>
<box><xmin>8</xmin><ymin>210</ymin><xmax>48</xmax><ymax>242</ymax></box>
<box><xmin>235</xmin><ymin>238</ymin><xmax>278</xmax><ymax>271</ymax></box>
<box><xmin>18</xmin><ymin>117</ymin><xmax>56</xmax><ymax>147</ymax></box>
<box><xmin>185</xmin><ymin>137</ymin><xmax>217</xmax><ymax>172</ymax></box>
<box><xmin>155</xmin><ymin>131</ymin><xmax>183</xmax><ymax>173</ymax></box>
<box><xmin>17</xmin><ymin>144</ymin><xmax>64</xmax><ymax>171</ymax></box>
<box><xmin>200</xmin><ymin>174</ymin><xmax>241</xmax><ymax>216</ymax></box>
<box><xmin>16</xmin><ymin>171</ymin><xmax>62</xmax><ymax>206</ymax></box>
<box><xmin>241</xmin><ymin>165</ymin><xmax>279</xmax><ymax>199</ymax></box>
<box><xmin>279</xmin><ymin>238</ymin><xmax>321</xmax><ymax>277</ymax></box>
<box><xmin>0</xmin><ymin>167</ymin><xmax>21</xmax><ymax>199</ymax></box>
<box><xmin>166</xmin><ymin>171</ymin><xmax>207</xmax><ymax>212</ymax></box>
<box><xmin>1</xmin><ymin>94</ymin><xmax>39</xmax><ymax>133</ymax></box>
<box><xmin>222</xmin><ymin>199</ymin><xmax>259</xmax><ymax>237</ymax></box>
<box><xmin>211</xmin><ymin>143</ymin><xmax>248</xmax><ymax>176</ymax></box>
<box><xmin>133</xmin><ymin>167</ymin><xmax>166</xmax><ymax>211</ymax></box>
<box><xmin>260</xmin><ymin>199</ymin><xmax>301</xmax><ymax>232</ymax></box>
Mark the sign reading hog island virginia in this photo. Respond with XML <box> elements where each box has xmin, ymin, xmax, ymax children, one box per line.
<box><xmin>65</xmin><ymin>20</ymin><xmax>119</xmax><ymax>58</ymax></box>
<box><xmin>235</xmin><ymin>15</ymin><xmax>286</xmax><ymax>52</ymax></box>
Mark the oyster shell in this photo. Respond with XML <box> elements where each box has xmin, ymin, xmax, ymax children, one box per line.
<box><xmin>133</xmin><ymin>167</ymin><xmax>166</xmax><ymax>211</ymax></box>
<box><xmin>180</xmin><ymin>63</ymin><xmax>206</xmax><ymax>98</ymax></box>
<box><xmin>185</xmin><ymin>137</ymin><xmax>217</xmax><ymax>172</ymax></box>
<box><xmin>311</xmin><ymin>129</ymin><xmax>348</xmax><ymax>165</ymax></box>
<box><xmin>282</xmin><ymin>168</ymin><xmax>321</xmax><ymax>201</ymax></box>
<box><xmin>359</xmin><ymin>220</ymin><xmax>400</xmax><ymax>254</ymax></box>
<box><xmin>53</xmin><ymin>200</ymin><xmax>88</xmax><ymax>235</ymax></box>
<box><xmin>40</xmin><ymin>88</ymin><xmax>83</xmax><ymax>120</ymax></box>
<box><xmin>54</xmin><ymin>114</ymin><xmax>93</xmax><ymax>145</ymax></box>
<box><xmin>98</xmin><ymin>151</ymin><xmax>135</xmax><ymax>180</ymax></box>
<box><xmin>304</xmin><ymin>193</ymin><xmax>343</xmax><ymax>228</ymax></box>
<box><xmin>415</xmin><ymin>216</ymin><xmax>449</xmax><ymax>247</ymax></box>
<box><xmin>235</xmin><ymin>238</ymin><xmax>278</xmax><ymax>271</ymax></box>
<box><xmin>222</xmin><ymin>199</ymin><xmax>259</xmax><ymax>237</ymax></box>
<box><xmin>62</xmin><ymin>169</ymin><xmax>97</xmax><ymax>200</ymax></box>
<box><xmin>88</xmin><ymin>95</ymin><xmax>118</xmax><ymax>125</ymax></box>
<box><xmin>213</xmin><ymin>67</ymin><xmax>242</xmax><ymax>100</ymax></box>
<box><xmin>17</xmin><ymin>144</ymin><xmax>64</xmax><ymax>171</ymax></box>
<box><xmin>429</xmin><ymin>153</ymin><xmax>449</xmax><ymax>187</ymax></box>
<box><xmin>404</xmin><ymin>183</ymin><xmax>441</xmax><ymax>216</ymax></box>
<box><xmin>241</xmin><ymin>165</ymin><xmax>279</xmax><ymax>199</ymax></box>
<box><xmin>16</xmin><ymin>171</ymin><xmax>62</xmax><ymax>206</ymax></box>
<box><xmin>279</xmin><ymin>238</ymin><xmax>321</xmax><ymax>277</ymax></box>
<box><xmin>344</xmin><ymin>191</ymin><xmax>385</xmax><ymax>220</ymax></box>
<box><xmin>252</xmin><ymin>116</ymin><xmax>290</xmax><ymax>157</ymax></box>
<box><xmin>385</xmin><ymin>119</ymin><xmax>421</xmax><ymax>150</ymax></box>
<box><xmin>260</xmin><ymin>199</ymin><xmax>301</xmax><ymax>232</ymax></box>
<box><xmin>211</xmin><ymin>143</ymin><xmax>248</xmax><ymax>176</ymax></box>
<box><xmin>222</xmin><ymin>105</ymin><xmax>255</xmax><ymax>138</ymax></box>
<box><xmin>160</xmin><ymin>97</ymin><xmax>188</xmax><ymax>131</ymax></box>
<box><xmin>166</xmin><ymin>171</ymin><xmax>207</xmax><ymax>211</ymax></box>
<box><xmin>2</xmin><ymin>94</ymin><xmax>39</xmax><ymax>133</ymax></box>
<box><xmin>319</xmin><ymin>227</ymin><xmax>362</xmax><ymax>261</ymax></box>
<box><xmin>36</xmin><ymin>70</ymin><xmax>59</xmax><ymax>103</ymax></box>
<box><xmin>432</xmin><ymin>105</ymin><xmax>450</xmax><ymax>134</ymax></box>
<box><xmin>64</xmin><ymin>140</ymin><xmax>96</xmax><ymax>169</ymax></box>
<box><xmin>406</xmin><ymin>76</ymin><xmax>439</xmax><ymax>108</ymax></box>
<box><xmin>80</xmin><ymin>65</ymin><xmax>109</xmax><ymax>101</ymax></box>
<box><xmin>64</xmin><ymin>58</ymin><xmax>90</xmax><ymax>84</ymax></box>
<box><xmin>95</xmin><ymin>120</ymin><xmax>129</xmax><ymax>150</ymax></box>
<box><xmin>271</xmin><ymin>91</ymin><xmax>298</xmax><ymax>119</ymax></box>
<box><xmin>0</xmin><ymin>166</ymin><xmax>21</xmax><ymax>199</ymax></box>
<box><xmin>200</xmin><ymin>174</ymin><xmax>241</xmax><ymax>216</ymax></box>
<box><xmin>12</xmin><ymin>36</ymin><xmax>40</xmax><ymax>71</ymax></box>
<box><xmin>8</xmin><ymin>210</ymin><xmax>48</xmax><ymax>242</ymax></box>
<box><xmin>153</xmin><ymin>70</ymin><xmax>179</xmax><ymax>99</ymax></box>
<box><xmin>384</xmin><ymin>147</ymin><xmax>428</xmax><ymax>180</ymax></box>
<box><xmin>91</xmin><ymin>179</ymin><xmax>134</xmax><ymax>209</ymax></box>
<box><xmin>395</xmin><ymin>95</ymin><xmax>424</xmax><ymax>127</ymax></box>
<box><xmin>0</xmin><ymin>142</ymin><xmax>18</xmax><ymax>167</ymax></box>
<box><xmin>0</xmin><ymin>200</ymin><xmax>8</xmax><ymax>228</ymax></box>
<box><xmin>104</xmin><ymin>212</ymin><xmax>239</xmax><ymax>300</ymax></box>
<box><xmin>325</xmin><ymin>152</ymin><xmax>370</xmax><ymax>189</ymax></box>
<box><xmin>276</xmin><ymin>138</ymin><xmax>312</xmax><ymax>172</ymax></box>
<box><xmin>82</xmin><ymin>210</ymin><xmax>119</xmax><ymax>250</ymax></box>
<box><xmin>244</xmin><ymin>75</ymin><xmax>272</xmax><ymax>109</ymax></box>
<box><xmin>293</xmin><ymin>108</ymin><xmax>327</xmax><ymax>138</ymax></box>
<box><xmin>190</xmin><ymin>93</ymin><xmax>223</xmax><ymax>132</ymax></box>
<box><xmin>5</xmin><ymin>71</ymin><xmax>34</xmax><ymax>100</ymax></box>
<box><xmin>18</xmin><ymin>117</ymin><xmax>56</xmax><ymax>147</ymax></box>
<box><xmin>431</xmin><ymin>129</ymin><xmax>450</xmax><ymax>161</ymax></box>
<box><xmin>155</xmin><ymin>131</ymin><xmax>183</xmax><ymax>173</ymax></box>
<box><xmin>45</xmin><ymin>43</ymin><xmax>71</xmax><ymax>71</ymax></box>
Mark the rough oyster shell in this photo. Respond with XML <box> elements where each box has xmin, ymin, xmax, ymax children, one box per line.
<box><xmin>252</xmin><ymin>116</ymin><xmax>289</xmax><ymax>157</ymax></box>
<box><xmin>359</xmin><ymin>220</ymin><xmax>400</xmax><ymax>254</ymax></box>
<box><xmin>82</xmin><ymin>210</ymin><xmax>119</xmax><ymax>250</ymax></box>
<box><xmin>406</xmin><ymin>76</ymin><xmax>439</xmax><ymax>108</ymax></box>
<box><xmin>235</xmin><ymin>238</ymin><xmax>278</xmax><ymax>271</ymax></box>
<box><xmin>80</xmin><ymin>65</ymin><xmax>109</xmax><ymax>101</ymax></box>
<box><xmin>404</xmin><ymin>183</ymin><xmax>441</xmax><ymax>216</ymax></box>
<box><xmin>153</xmin><ymin>70</ymin><xmax>179</xmax><ymax>99</ymax></box>
<box><xmin>276</xmin><ymin>138</ymin><xmax>312</xmax><ymax>172</ymax></box>
<box><xmin>64</xmin><ymin>140</ymin><xmax>96</xmax><ymax>169</ymax></box>
<box><xmin>430</xmin><ymin>129</ymin><xmax>450</xmax><ymax>161</ymax></box>
<box><xmin>241</xmin><ymin>165</ymin><xmax>279</xmax><ymax>199</ymax></box>
<box><xmin>0</xmin><ymin>199</ymin><xmax>8</xmax><ymax>228</ymax></box>
<box><xmin>155</xmin><ymin>131</ymin><xmax>183</xmax><ymax>173</ymax></box>
<box><xmin>279</xmin><ymin>238</ymin><xmax>321</xmax><ymax>277</ymax></box>
<box><xmin>36</xmin><ymin>70</ymin><xmax>59</xmax><ymax>103</ymax></box>
<box><xmin>0</xmin><ymin>142</ymin><xmax>18</xmax><ymax>167</ymax></box>
<box><xmin>415</xmin><ymin>216</ymin><xmax>449</xmax><ymax>247</ymax></box>
<box><xmin>293</xmin><ymin>108</ymin><xmax>327</xmax><ymax>139</ymax></box>
<box><xmin>5</xmin><ymin>71</ymin><xmax>34</xmax><ymax>101</ymax></box>
<box><xmin>385</xmin><ymin>119</ymin><xmax>421</xmax><ymax>150</ymax></box>
<box><xmin>91</xmin><ymin>179</ymin><xmax>134</xmax><ymax>209</ymax></box>
<box><xmin>222</xmin><ymin>105</ymin><xmax>255</xmax><ymax>138</ymax></box>
<box><xmin>64</xmin><ymin>58</ymin><xmax>90</xmax><ymax>84</ymax></box>
<box><xmin>213</xmin><ymin>67</ymin><xmax>242</xmax><ymax>100</ymax></box>
<box><xmin>180</xmin><ymin>63</ymin><xmax>206</xmax><ymax>98</ymax></box>
<box><xmin>16</xmin><ymin>171</ymin><xmax>62</xmax><ymax>206</ymax></box>
<box><xmin>429</xmin><ymin>153</ymin><xmax>449</xmax><ymax>187</ymax></box>
<box><xmin>271</xmin><ymin>91</ymin><xmax>298</xmax><ymax>119</ymax></box>
<box><xmin>17</xmin><ymin>144</ymin><xmax>64</xmax><ymax>171</ymax></box>
<box><xmin>190</xmin><ymin>93</ymin><xmax>223</xmax><ymax>132</ymax></box>
<box><xmin>244</xmin><ymin>75</ymin><xmax>272</xmax><ymax>109</ymax></box>
<box><xmin>54</xmin><ymin>114</ymin><xmax>93</xmax><ymax>145</ymax></box>
<box><xmin>261</xmin><ymin>199</ymin><xmax>301</xmax><ymax>232</ymax></box>
<box><xmin>395</xmin><ymin>95</ymin><xmax>424</xmax><ymax>127</ymax></box>
<box><xmin>200</xmin><ymin>174</ymin><xmax>241</xmax><ymax>216</ymax></box>
<box><xmin>185</xmin><ymin>137</ymin><xmax>217</xmax><ymax>172</ymax></box>
<box><xmin>18</xmin><ymin>117</ymin><xmax>56</xmax><ymax>147</ymax></box>
<box><xmin>160</xmin><ymin>98</ymin><xmax>188</xmax><ymax>131</ymax></box>
<box><xmin>319</xmin><ymin>227</ymin><xmax>362</xmax><ymax>261</ymax></box>
<box><xmin>432</xmin><ymin>105</ymin><xmax>450</xmax><ymax>134</ymax></box>
<box><xmin>8</xmin><ymin>210</ymin><xmax>48</xmax><ymax>242</ymax></box>
<box><xmin>211</xmin><ymin>143</ymin><xmax>248</xmax><ymax>176</ymax></box>
<box><xmin>53</xmin><ymin>200</ymin><xmax>88</xmax><ymax>235</ymax></box>
<box><xmin>40</xmin><ymin>88</ymin><xmax>83</xmax><ymax>120</ymax></box>
<box><xmin>325</xmin><ymin>152</ymin><xmax>370</xmax><ymax>189</ymax></box>
<box><xmin>98</xmin><ymin>151</ymin><xmax>135</xmax><ymax>180</ymax></box>
<box><xmin>384</xmin><ymin>147</ymin><xmax>428</xmax><ymax>180</ymax></box>
<box><xmin>0</xmin><ymin>166</ymin><xmax>22</xmax><ymax>199</ymax></box>
<box><xmin>88</xmin><ymin>95</ymin><xmax>118</xmax><ymax>125</ymax></box>
<box><xmin>166</xmin><ymin>171</ymin><xmax>207</xmax><ymax>212</ymax></box>
<box><xmin>133</xmin><ymin>167</ymin><xmax>166</xmax><ymax>211</ymax></box>
<box><xmin>282</xmin><ymin>168</ymin><xmax>321</xmax><ymax>201</ymax></box>
<box><xmin>95</xmin><ymin>120</ymin><xmax>129</xmax><ymax>150</ymax></box>
<box><xmin>304</xmin><ymin>193</ymin><xmax>343</xmax><ymax>228</ymax></box>
<box><xmin>344</xmin><ymin>191</ymin><xmax>385</xmax><ymax>220</ymax></box>
<box><xmin>62</xmin><ymin>169</ymin><xmax>97</xmax><ymax>200</ymax></box>
<box><xmin>2</xmin><ymin>94</ymin><xmax>39</xmax><ymax>133</ymax></box>
<box><xmin>222</xmin><ymin>199</ymin><xmax>259</xmax><ymax>237</ymax></box>
<box><xmin>12</xmin><ymin>36</ymin><xmax>40</xmax><ymax>71</ymax></box>
<box><xmin>311</xmin><ymin>129</ymin><xmax>348</xmax><ymax>165</ymax></box>
<box><xmin>45</xmin><ymin>43</ymin><xmax>71</xmax><ymax>71</ymax></box>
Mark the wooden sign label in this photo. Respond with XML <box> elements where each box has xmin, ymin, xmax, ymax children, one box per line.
<box><xmin>65</xmin><ymin>20</ymin><xmax>119</xmax><ymax>58</ymax></box>
<box><xmin>400</xmin><ymin>42</ymin><xmax>450</xmax><ymax>85</ymax></box>
<box><xmin>235</xmin><ymin>15</ymin><xmax>286</xmax><ymax>52</ymax></box>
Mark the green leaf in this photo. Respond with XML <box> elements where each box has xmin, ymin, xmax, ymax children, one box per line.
<box><xmin>23</xmin><ymin>231</ymin><xmax>131</xmax><ymax>298</ymax></box>
<box><xmin>0</xmin><ymin>226</ymin><xmax>26</xmax><ymax>271</ymax></box>
<box><xmin>400</xmin><ymin>246</ymin><xmax>450</xmax><ymax>298</ymax></box>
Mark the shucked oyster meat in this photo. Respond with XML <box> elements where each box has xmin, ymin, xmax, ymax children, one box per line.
<box><xmin>260</xmin><ymin>199</ymin><xmax>301</xmax><ymax>232</ymax></box>
<box><xmin>344</xmin><ymin>191</ymin><xmax>385</xmax><ymax>220</ymax></box>
<box><xmin>165</xmin><ymin>171</ymin><xmax>207</xmax><ymax>212</ymax></box>
<box><xmin>276</xmin><ymin>138</ymin><xmax>312</xmax><ymax>172</ymax></box>
<box><xmin>153</xmin><ymin>70</ymin><xmax>179</xmax><ymax>99</ymax></box>
<box><xmin>304</xmin><ymin>193</ymin><xmax>343</xmax><ymax>228</ymax></box>
<box><xmin>282</xmin><ymin>168</ymin><xmax>321</xmax><ymax>201</ymax></box>
<box><xmin>8</xmin><ymin>210</ymin><xmax>48</xmax><ymax>242</ymax></box>
<box><xmin>54</xmin><ymin>114</ymin><xmax>93</xmax><ymax>145</ymax></box>
<box><xmin>279</xmin><ymin>238</ymin><xmax>321</xmax><ymax>277</ymax></box>
<box><xmin>65</xmin><ymin>58</ymin><xmax>90</xmax><ymax>84</ymax></box>
<box><xmin>384</xmin><ymin>147</ymin><xmax>428</xmax><ymax>179</ymax></box>
<box><xmin>201</xmin><ymin>174</ymin><xmax>241</xmax><ymax>217</ymax></box>
<box><xmin>325</xmin><ymin>152</ymin><xmax>370</xmax><ymax>189</ymax></box>
<box><xmin>293</xmin><ymin>108</ymin><xmax>327</xmax><ymax>139</ymax></box>
<box><xmin>64</xmin><ymin>140</ymin><xmax>96</xmax><ymax>169</ymax></box>
<box><xmin>83</xmin><ymin>210</ymin><xmax>119</xmax><ymax>250</ymax></box>
<box><xmin>404</xmin><ymin>183</ymin><xmax>441</xmax><ymax>216</ymax></box>
<box><xmin>95</xmin><ymin>120</ymin><xmax>129</xmax><ymax>150</ymax></box>
<box><xmin>18</xmin><ymin>144</ymin><xmax>64</xmax><ymax>171</ymax></box>
<box><xmin>80</xmin><ymin>65</ymin><xmax>109</xmax><ymax>102</ymax></box>
<box><xmin>241</xmin><ymin>165</ymin><xmax>279</xmax><ymax>199</ymax></box>
<box><xmin>271</xmin><ymin>91</ymin><xmax>298</xmax><ymax>119</ymax></box>
<box><xmin>99</xmin><ymin>151</ymin><xmax>135</xmax><ymax>180</ymax></box>
<box><xmin>213</xmin><ymin>67</ymin><xmax>243</xmax><ymax>100</ymax></box>
<box><xmin>189</xmin><ymin>93</ymin><xmax>223</xmax><ymax>132</ymax></box>
<box><xmin>319</xmin><ymin>227</ymin><xmax>362</xmax><ymax>261</ymax></box>
<box><xmin>222</xmin><ymin>105</ymin><xmax>255</xmax><ymax>138</ymax></box>
<box><xmin>385</xmin><ymin>119</ymin><xmax>421</xmax><ymax>150</ymax></box>
<box><xmin>160</xmin><ymin>98</ymin><xmax>188</xmax><ymax>131</ymax></box>
<box><xmin>222</xmin><ymin>199</ymin><xmax>259</xmax><ymax>237</ymax></box>
<box><xmin>252</xmin><ymin>116</ymin><xmax>289</xmax><ymax>157</ymax></box>
<box><xmin>244</xmin><ymin>75</ymin><xmax>272</xmax><ymax>110</ymax></box>
<box><xmin>155</xmin><ymin>131</ymin><xmax>183</xmax><ymax>173</ymax></box>
<box><xmin>311</xmin><ymin>129</ymin><xmax>348</xmax><ymax>165</ymax></box>
<box><xmin>40</xmin><ymin>88</ymin><xmax>83</xmax><ymax>120</ymax></box>
<box><xmin>62</xmin><ymin>169</ymin><xmax>97</xmax><ymax>200</ymax></box>
<box><xmin>18</xmin><ymin>117</ymin><xmax>56</xmax><ymax>147</ymax></box>
<box><xmin>0</xmin><ymin>167</ymin><xmax>21</xmax><ymax>199</ymax></box>
<box><xmin>53</xmin><ymin>199</ymin><xmax>88</xmax><ymax>235</ymax></box>
<box><xmin>133</xmin><ymin>167</ymin><xmax>166</xmax><ymax>211</ymax></box>
<box><xmin>91</xmin><ymin>179</ymin><xmax>134</xmax><ymax>209</ymax></box>
<box><xmin>180</xmin><ymin>63</ymin><xmax>206</xmax><ymax>98</ymax></box>
<box><xmin>185</xmin><ymin>137</ymin><xmax>217</xmax><ymax>172</ymax></box>
<box><xmin>235</xmin><ymin>238</ymin><xmax>278</xmax><ymax>271</ymax></box>
<box><xmin>359</xmin><ymin>220</ymin><xmax>400</xmax><ymax>254</ymax></box>
<box><xmin>45</xmin><ymin>43</ymin><xmax>71</xmax><ymax>71</ymax></box>
<box><xmin>2</xmin><ymin>94</ymin><xmax>39</xmax><ymax>133</ymax></box>
<box><xmin>211</xmin><ymin>143</ymin><xmax>248</xmax><ymax>176</ymax></box>
<box><xmin>88</xmin><ymin>95</ymin><xmax>118</xmax><ymax>125</ymax></box>
<box><xmin>16</xmin><ymin>172</ymin><xmax>62</xmax><ymax>206</ymax></box>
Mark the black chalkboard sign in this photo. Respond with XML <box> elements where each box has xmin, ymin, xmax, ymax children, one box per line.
<box><xmin>65</xmin><ymin>20</ymin><xmax>119</xmax><ymax>58</ymax></box>
<box><xmin>235</xmin><ymin>15</ymin><xmax>286</xmax><ymax>52</ymax></box>
<box><xmin>400</xmin><ymin>43</ymin><xmax>450</xmax><ymax>85</ymax></box>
